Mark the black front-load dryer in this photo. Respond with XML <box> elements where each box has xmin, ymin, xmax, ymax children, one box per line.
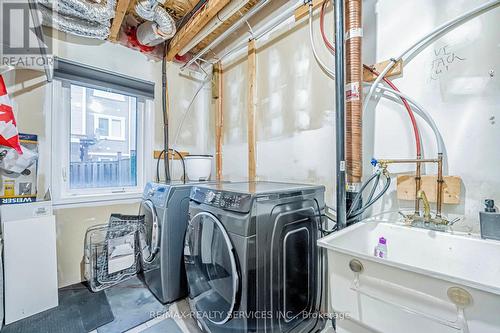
<box><xmin>184</xmin><ymin>181</ymin><xmax>325</xmax><ymax>333</ymax></box>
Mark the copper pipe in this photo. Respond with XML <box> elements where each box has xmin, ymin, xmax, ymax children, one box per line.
<box><xmin>377</xmin><ymin>156</ymin><xmax>445</xmax><ymax>218</ymax></box>
<box><xmin>345</xmin><ymin>0</ymin><xmax>363</xmax><ymax>184</ymax></box>
<box><xmin>436</xmin><ymin>153</ymin><xmax>444</xmax><ymax>217</ymax></box>
<box><xmin>415</xmin><ymin>154</ymin><xmax>422</xmax><ymax>215</ymax></box>
<box><xmin>378</xmin><ymin>158</ymin><xmax>439</xmax><ymax>164</ymax></box>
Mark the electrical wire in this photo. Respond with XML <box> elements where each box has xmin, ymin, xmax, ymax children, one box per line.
<box><xmin>170</xmin><ymin>74</ymin><xmax>211</xmax><ymax>174</ymax></box>
<box><xmin>162</xmin><ymin>47</ymin><xmax>171</xmax><ymax>182</ymax></box>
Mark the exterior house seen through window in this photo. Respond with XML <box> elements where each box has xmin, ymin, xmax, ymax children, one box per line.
<box><xmin>69</xmin><ymin>84</ymin><xmax>138</xmax><ymax>189</ymax></box>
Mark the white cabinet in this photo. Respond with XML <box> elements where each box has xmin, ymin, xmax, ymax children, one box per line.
<box><xmin>1</xmin><ymin>201</ymin><xmax>58</xmax><ymax>324</ymax></box>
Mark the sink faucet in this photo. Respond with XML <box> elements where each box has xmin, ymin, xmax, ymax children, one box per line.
<box><xmin>417</xmin><ymin>190</ymin><xmax>432</xmax><ymax>221</ymax></box>
<box><xmin>403</xmin><ymin>189</ymin><xmax>449</xmax><ymax>229</ymax></box>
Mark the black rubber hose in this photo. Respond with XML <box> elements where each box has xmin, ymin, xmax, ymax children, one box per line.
<box><xmin>347</xmin><ymin>171</ymin><xmax>380</xmax><ymax>217</ymax></box>
<box><xmin>348</xmin><ymin>174</ymin><xmax>391</xmax><ymax>221</ymax></box>
<box><xmin>162</xmin><ymin>51</ymin><xmax>171</xmax><ymax>182</ymax></box>
<box><xmin>156</xmin><ymin>149</ymin><xmax>187</xmax><ymax>183</ymax></box>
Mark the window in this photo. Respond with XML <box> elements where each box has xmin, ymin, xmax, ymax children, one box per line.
<box><xmin>51</xmin><ymin>61</ymin><xmax>154</xmax><ymax>206</ymax></box>
<box><xmin>93</xmin><ymin>114</ymin><xmax>126</xmax><ymax>141</ymax></box>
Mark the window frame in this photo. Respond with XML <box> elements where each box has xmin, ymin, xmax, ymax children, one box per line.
<box><xmin>93</xmin><ymin>114</ymin><xmax>126</xmax><ymax>141</ymax></box>
<box><xmin>50</xmin><ymin>79</ymin><xmax>153</xmax><ymax>206</ymax></box>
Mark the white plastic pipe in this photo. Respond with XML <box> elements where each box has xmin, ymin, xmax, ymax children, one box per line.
<box><xmin>364</xmin><ymin>83</ymin><xmax>445</xmax><ymax>155</ymax></box>
<box><xmin>179</xmin><ymin>0</ymin><xmax>248</xmax><ymax>56</ymax></box>
<box><xmin>364</xmin><ymin>0</ymin><xmax>500</xmax><ymax>114</ymax></box>
<box><xmin>216</xmin><ymin>0</ymin><xmax>303</xmax><ymax>62</ymax></box>
<box><xmin>308</xmin><ymin>4</ymin><xmax>335</xmax><ymax>78</ymax></box>
<box><xmin>182</xmin><ymin>0</ymin><xmax>270</xmax><ymax>69</ymax></box>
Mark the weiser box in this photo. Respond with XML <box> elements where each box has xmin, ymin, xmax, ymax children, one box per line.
<box><xmin>0</xmin><ymin>134</ymin><xmax>38</xmax><ymax>204</ymax></box>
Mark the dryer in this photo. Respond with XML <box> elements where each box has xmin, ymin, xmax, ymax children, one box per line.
<box><xmin>139</xmin><ymin>181</ymin><xmax>223</xmax><ymax>304</ymax></box>
<box><xmin>184</xmin><ymin>181</ymin><xmax>325</xmax><ymax>333</ymax></box>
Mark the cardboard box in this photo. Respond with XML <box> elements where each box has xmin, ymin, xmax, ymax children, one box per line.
<box><xmin>0</xmin><ymin>134</ymin><xmax>38</xmax><ymax>204</ymax></box>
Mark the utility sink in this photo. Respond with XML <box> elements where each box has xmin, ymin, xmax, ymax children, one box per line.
<box><xmin>318</xmin><ymin>220</ymin><xmax>500</xmax><ymax>333</ymax></box>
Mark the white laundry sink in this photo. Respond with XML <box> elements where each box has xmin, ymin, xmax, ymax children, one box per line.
<box><xmin>317</xmin><ymin>220</ymin><xmax>500</xmax><ymax>333</ymax></box>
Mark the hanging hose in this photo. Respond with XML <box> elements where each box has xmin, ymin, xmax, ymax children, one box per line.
<box><xmin>347</xmin><ymin>171</ymin><xmax>391</xmax><ymax>221</ymax></box>
<box><xmin>156</xmin><ymin>149</ymin><xmax>186</xmax><ymax>183</ymax></box>
<box><xmin>162</xmin><ymin>47</ymin><xmax>171</xmax><ymax>182</ymax></box>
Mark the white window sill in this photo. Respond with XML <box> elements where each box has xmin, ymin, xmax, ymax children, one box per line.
<box><xmin>53</xmin><ymin>192</ymin><xmax>143</xmax><ymax>209</ymax></box>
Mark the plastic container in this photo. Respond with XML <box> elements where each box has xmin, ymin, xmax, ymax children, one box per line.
<box><xmin>184</xmin><ymin>155</ymin><xmax>213</xmax><ymax>181</ymax></box>
<box><xmin>374</xmin><ymin>236</ymin><xmax>388</xmax><ymax>259</ymax></box>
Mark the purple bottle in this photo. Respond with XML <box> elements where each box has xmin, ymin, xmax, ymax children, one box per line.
<box><xmin>374</xmin><ymin>237</ymin><xmax>388</xmax><ymax>259</ymax></box>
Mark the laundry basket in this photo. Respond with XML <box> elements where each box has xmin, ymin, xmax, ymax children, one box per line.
<box><xmin>84</xmin><ymin>214</ymin><xmax>144</xmax><ymax>292</ymax></box>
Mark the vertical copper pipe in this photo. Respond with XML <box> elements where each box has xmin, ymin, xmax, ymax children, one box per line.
<box><xmin>415</xmin><ymin>154</ymin><xmax>422</xmax><ymax>215</ymax></box>
<box><xmin>345</xmin><ymin>0</ymin><xmax>363</xmax><ymax>184</ymax></box>
<box><xmin>436</xmin><ymin>153</ymin><xmax>444</xmax><ymax>217</ymax></box>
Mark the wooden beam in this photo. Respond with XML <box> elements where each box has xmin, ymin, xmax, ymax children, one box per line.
<box><xmin>154</xmin><ymin>150</ymin><xmax>190</xmax><ymax>160</ymax></box>
<box><xmin>108</xmin><ymin>0</ymin><xmax>132</xmax><ymax>42</ymax></box>
<box><xmin>363</xmin><ymin>59</ymin><xmax>404</xmax><ymax>82</ymax></box>
<box><xmin>397</xmin><ymin>175</ymin><xmax>462</xmax><ymax>204</ymax></box>
<box><xmin>247</xmin><ymin>40</ymin><xmax>257</xmax><ymax>182</ymax></box>
<box><xmin>213</xmin><ymin>62</ymin><xmax>223</xmax><ymax>181</ymax></box>
<box><xmin>166</xmin><ymin>0</ymin><xmax>230</xmax><ymax>61</ymax></box>
<box><xmin>295</xmin><ymin>0</ymin><xmax>323</xmax><ymax>21</ymax></box>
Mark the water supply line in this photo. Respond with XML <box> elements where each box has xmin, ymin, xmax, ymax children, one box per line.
<box><xmin>182</xmin><ymin>0</ymin><xmax>271</xmax><ymax>70</ymax></box>
<box><xmin>334</xmin><ymin>0</ymin><xmax>347</xmax><ymax>230</ymax></box>
<box><xmin>308</xmin><ymin>5</ymin><xmax>335</xmax><ymax>78</ymax></box>
<box><xmin>364</xmin><ymin>0</ymin><xmax>500</xmax><ymax>114</ymax></box>
<box><xmin>179</xmin><ymin>0</ymin><xmax>252</xmax><ymax>56</ymax></box>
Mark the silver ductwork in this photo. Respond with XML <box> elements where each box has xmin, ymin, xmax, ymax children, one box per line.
<box><xmin>39</xmin><ymin>4</ymin><xmax>111</xmax><ymax>39</ymax></box>
<box><xmin>37</xmin><ymin>0</ymin><xmax>115</xmax><ymax>24</ymax></box>
<box><xmin>36</xmin><ymin>0</ymin><xmax>116</xmax><ymax>40</ymax></box>
<box><xmin>134</xmin><ymin>0</ymin><xmax>176</xmax><ymax>46</ymax></box>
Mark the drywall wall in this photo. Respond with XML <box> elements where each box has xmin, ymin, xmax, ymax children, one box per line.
<box><xmin>211</xmin><ymin>0</ymin><xmax>499</xmax><ymax>232</ymax></box>
<box><xmin>4</xmin><ymin>31</ymin><xmax>211</xmax><ymax>287</ymax></box>
<box><xmin>217</xmin><ymin>9</ymin><xmax>338</xmax><ymax>204</ymax></box>
<box><xmin>367</xmin><ymin>0</ymin><xmax>500</xmax><ymax>233</ymax></box>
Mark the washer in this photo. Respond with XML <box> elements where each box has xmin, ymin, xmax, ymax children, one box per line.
<box><xmin>184</xmin><ymin>181</ymin><xmax>325</xmax><ymax>332</ymax></box>
<box><xmin>139</xmin><ymin>181</ymin><xmax>210</xmax><ymax>304</ymax></box>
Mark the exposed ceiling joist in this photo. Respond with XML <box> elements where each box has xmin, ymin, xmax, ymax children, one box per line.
<box><xmin>190</xmin><ymin>0</ymin><xmax>259</xmax><ymax>54</ymax></box>
<box><xmin>166</xmin><ymin>0</ymin><xmax>231</xmax><ymax>61</ymax></box>
<box><xmin>109</xmin><ymin>0</ymin><xmax>132</xmax><ymax>41</ymax></box>
<box><xmin>294</xmin><ymin>0</ymin><xmax>323</xmax><ymax>21</ymax></box>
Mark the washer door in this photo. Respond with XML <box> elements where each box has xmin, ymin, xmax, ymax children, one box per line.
<box><xmin>185</xmin><ymin>212</ymin><xmax>239</xmax><ymax>325</ymax></box>
<box><xmin>138</xmin><ymin>200</ymin><xmax>160</xmax><ymax>264</ymax></box>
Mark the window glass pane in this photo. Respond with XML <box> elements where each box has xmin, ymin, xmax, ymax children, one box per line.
<box><xmin>111</xmin><ymin>119</ymin><xmax>122</xmax><ymax>138</ymax></box>
<box><xmin>69</xmin><ymin>84</ymin><xmax>138</xmax><ymax>189</ymax></box>
<box><xmin>97</xmin><ymin>117</ymin><xmax>110</xmax><ymax>137</ymax></box>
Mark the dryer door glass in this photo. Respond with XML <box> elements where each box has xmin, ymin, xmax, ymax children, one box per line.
<box><xmin>185</xmin><ymin>212</ymin><xmax>239</xmax><ymax>325</ymax></box>
<box><xmin>138</xmin><ymin>200</ymin><xmax>160</xmax><ymax>264</ymax></box>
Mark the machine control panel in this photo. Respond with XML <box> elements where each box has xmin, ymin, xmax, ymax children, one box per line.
<box><xmin>143</xmin><ymin>183</ymin><xmax>168</xmax><ymax>206</ymax></box>
<box><xmin>191</xmin><ymin>187</ymin><xmax>252</xmax><ymax>213</ymax></box>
